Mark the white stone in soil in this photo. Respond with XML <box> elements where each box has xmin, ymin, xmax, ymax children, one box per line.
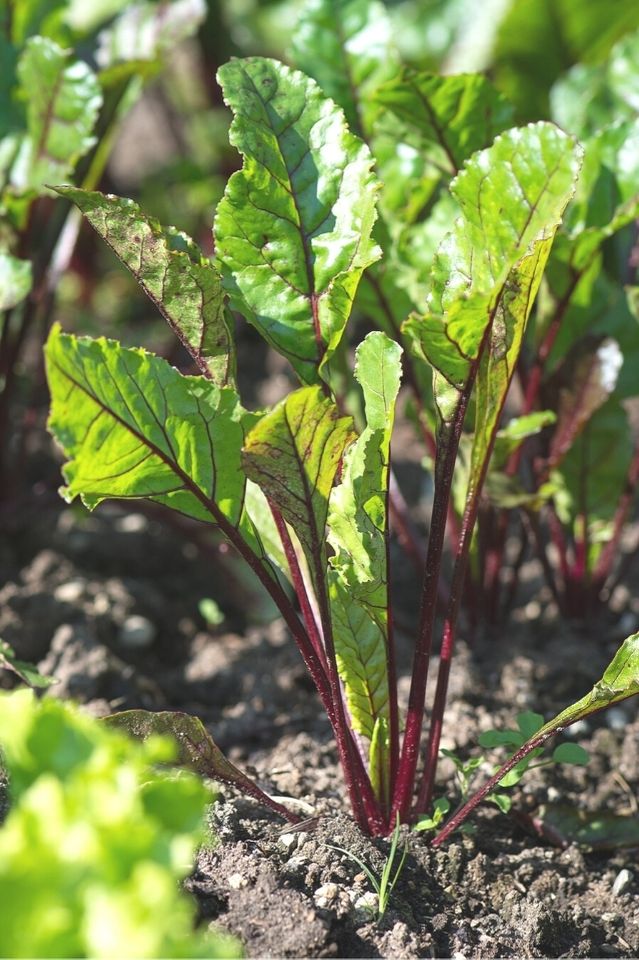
<box><xmin>314</xmin><ymin>883</ymin><xmax>339</xmax><ymax>908</ymax></box>
<box><xmin>353</xmin><ymin>891</ymin><xmax>378</xmax><ymax>917</ymax></box>
<box><xmin>278</xmin><ymin>833</ymin><xmax>298</xmax><ymax>853</ymax></box>
<box><xmin>605</xmin><ymin>706</ymin><xmax>629</xmax><ymax>731</ymax></box>
<box><xmin>118</xmin><ymin>614</ymin><xmax>156</xmax><ymax>648</ymax></box>
<box><xmin>54</xmin><ymin>580</ymin><xmax>86</xmax><ymax>603</ymax></box>
<box><xmin>612</xmin><ymin>869</ymin><xmax>632</xmax><ymax>897</ymax></box>
<box><xmin>227</xmin><ymin>872</ymin><xmax>247</xmax><ymax>890</ymax></box>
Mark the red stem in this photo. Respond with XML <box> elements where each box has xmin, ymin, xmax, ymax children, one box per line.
<box><xmin>417</xmin><ymin>420</ymin><xmax>502</xmax><ymax>813</ymax></box>
<box><xmin>431</xmin><ymin>728</ymin><xmax>555</xmax><ymax>847</ymax></box>
<box><xmin>390</xmin><ymin>394</ymin><xmax>471</xmax><ymax>822</ymax></box>
<box><xmin>269</xmin><ymin>504</ymin><xmax>328</xmax><ymax>673</ymax></box>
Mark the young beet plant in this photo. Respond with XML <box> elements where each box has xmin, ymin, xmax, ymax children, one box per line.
<box><xmin>45</xmin><ymin>58</ymin><xmax>639</xmax><ymax>838</ymax></box>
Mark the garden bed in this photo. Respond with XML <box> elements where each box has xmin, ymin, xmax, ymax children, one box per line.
<box><xmin>2</xmin><ymin>499</ymin><xmax>638</xmax><ymax>958</ymax></box>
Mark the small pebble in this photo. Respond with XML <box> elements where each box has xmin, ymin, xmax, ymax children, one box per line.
<box><xmin>612</xmin><ymin>869</ymin><xmax>632</xmax><ymax>896</ymax></box>
<box><xmin>118</xmin><ymin>615</ymin><xmax>156</xmax><ymax>649</ymax></box>
<box><xmin>54</xmin><ymin>579</ymin><xmax>86</xmax><ymax>603</ymax></box>
<box><xmin>314</xmin><ymin>883</ymin><xmax>339</xmax><ymax>908</ymax></box>
<box><xmin>227</xmin><ymin>872</ymin><xmax>247</xmax><ymax>890</ymax></box>
<box><xmin>278</xmin><ymin>832</ymin><xmax>298</xmax><ymax>854</ymax></box>
<box><xmin>92</xmin><ymin>592</ymin><xmax>110</xmax><ymax>615</ymax></box>
<box><xmin>353</xmin><ymin>891</ymin><xmax>378</xmax><ymax>918</ymax></box>
<box><xmin>115</xmin><ymin>513</ymin><xmax>148</xmax><ymax>533</ymax></box>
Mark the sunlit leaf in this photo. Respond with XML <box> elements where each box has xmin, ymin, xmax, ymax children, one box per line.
<box><xmin>290</xmin><ymin>0</ymin><xmax>398</xmax><ymax>136</ymax></box>
<box><xmin>56</xmin><ymin>188</ymin><xmax>235</xmax><ymax>386</ymax></box>
<box><xmin>327</xmin><ymin>332</ymin><xmax>402</xmax><ymax>797</ymax></box>
<box><xmin>45</xmin><ymin>325</ymin><xmax>247</xmax><ymax>527</ymax></box>
<box><xmin>242</xmin><ymin>385</ymin><xmax>354</xmax><ymax>597</ymax></box>
<box><xmin>10</xmin><ymin>37</ymin><xmax>102</xmax><ymax>194</ymax></box>
<box><xmin>0</xmin><ymin>251</ymin><xmax>32</xmax><ymax>310</ymax></box>
<box><xmin>0</xmin><ymin>639</ymin><xmax>57</xmax><ymax>689</ymax></box>
<box><xmin>215</xmin><ymin>57</ymin><xmax>380</xmax><ymax>385</ymax></box>
<box><xmin>375</xmin><ymin>69</ymin><xmax>514</xmax><ymax>175</ymax></box>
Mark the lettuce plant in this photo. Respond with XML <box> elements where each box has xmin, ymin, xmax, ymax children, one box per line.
<box><xmin>0</xmin><ymin>689</ymin><xmax>239</xmax><ymax>959</ymax></box>
<box><xmin>44</xmin><ymin>47</ymin><xmax>639</xmax><ymax>839</ymax></box>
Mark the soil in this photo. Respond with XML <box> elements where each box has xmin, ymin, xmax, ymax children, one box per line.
<box><xmin>2</xmin><ymin>485</ymin><xmax>639</xmax><ymax>959</ymax></box>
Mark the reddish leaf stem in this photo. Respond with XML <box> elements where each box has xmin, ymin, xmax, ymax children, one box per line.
<box><xmin>269</xmin><ymin>503</ymin><xmax>328</xmax><ymax>673</ymax></box>
<box><xmin>391</xmin><ymin>394</ymin><xmax>471</xmax><ymax>822</ymax></box>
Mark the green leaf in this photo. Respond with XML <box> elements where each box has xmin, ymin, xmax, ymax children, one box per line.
<box><xmin>404</xmin><ymin>123</ymin><xmax>581</xmax><ymax>429</ymax></box>
<box><xmin>492</xmin><ymin>410</ymin><xmax>557</xmax><ymax>470</ymax></box>
<box><xmin>0</xmin><ymin>251</ymin><xmax>32</xmax><ymax>310</ymax></box>
<box><xmin>10</xmin><ymin>37</ymin><xmax>102</xmax><ymax>194</ymax></box>
<box><xmin>546</xmin><ymin>337</ymin><xmax>622</xmax><ymax>472</ymax></box>
<box><xmin>0</xmin><ymin>639</ymin><xmax>57</xmax><ymax>689</ymax></box>
<box><xmin>290</xmin><ymin>0</ymin><xmax>398</xmax><ymax>136</ymax></box>
<box><xmin>556</xmin><ymin>399</ymin><xmax>632</xmax><ymax>530</ymax></box>
<box><xmin>95</xmin><ymin>0</ymin><xmax>207</xmax><ymax>70</ymax></box>
<box><xmin>517</xmin><ymin>711</ymin><xmax>546</xmax><ymax>739</ymax></box>
<box><xmin>242</xmin><ymin>385</ymin><xmax>355</xmax><ymax>597</ymax></box>
<box><xmin>374</xmin><ymin>70</ymin><xmax>514</xmax><ymax>175</ymax></box>
<box><xmin>493</xmin><ymin>0</ymin><xmax>639</xmax><ymax>118</ymax></box>
<box><xmin>527</xmin><ymin>803</ymin><xmax>639</xmax><ymax>850</ymax></box>
<box><xmin>8</xmin><ymin>0</ymin><xmax>68</xmax><ymax>45</ymax></box>
<box><xmin>45</xmin><ymin>325</ymin><xmax>247</xmax><ymax>527</ymax></box>
<box><xmin>214</xmin><ymin>57</ymin><xmax>380</xmax><ymax>385</ymax></box>
<box><xmin>104</xmin><ymin>708</ymin><xmax>291</xmax><ymax>819</ymax></box>
<box><xmin>326</xmin><ymin>332</ymin><xmax>401</xmax><ymax>799</ymax></box>
<box><xmin>0</xmin><ymin>690</ymin><xmax>239</xmax><ymax>959</ymax></box>
<box><xmin>478</xmin><ymin>729</ymin><xmax>525</xmax><ymax>749</ymax></box>
<box><xmin>487</xmin><ymin>792</ymin><xmax>512</xmax><ymax>814</ymax></box>
<box><xmin>498</xmin><ymin>752</ymin><xmax>541</xmax><ymax>788</ymax></box>
<box><xmin>551</xmin><ymin>31</ymin><xmax>639</xmax><ymax>137</ymax></box>
<box><xmin>552</xmin><ymin>743</ymin><xmax>590</xmax><ymax>765</ymax></box>
<box><xmin>55</xmin><ymin>188</ymin><xmax>235</xmax><ymax>387</ymax></box>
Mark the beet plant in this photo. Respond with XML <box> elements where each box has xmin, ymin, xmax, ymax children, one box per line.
<box><xmin>45</xmin><ymin>49</ymin><xmax>639</xmax><ymax>838</ymax></box>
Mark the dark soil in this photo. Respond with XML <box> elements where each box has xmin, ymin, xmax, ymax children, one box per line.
<box><xmin>2</xmin><ymin>491</ymin><xmax>638</xmax><ymax>958</ymax></box>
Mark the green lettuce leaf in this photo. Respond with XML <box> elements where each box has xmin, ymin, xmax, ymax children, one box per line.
<box><xmin>215</xmin><ymin>57</ymin><xmax>380</xmax><ymax>385</ymax></box>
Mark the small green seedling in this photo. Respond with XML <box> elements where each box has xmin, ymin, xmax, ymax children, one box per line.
<box><xmin>326</xmin><ymin>815</ymin><xmax>408</xmax><ymax>919</ymax></box>
<box><xmin>414</xmin><ymin>796</ymin><xmax>451</xmax><ymax>833</ymax></box>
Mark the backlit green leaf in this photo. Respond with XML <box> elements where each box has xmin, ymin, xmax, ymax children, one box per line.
<box><xmin>242</xmin><ymin>385</ymin><xmax>355</xmax><ymax>596</ymax></box>
<box><xmin>95</xmin><ymin>0</ymin><xmax>207</xmax><ymax>70</ymax></box>
<box><xmin>0</xmin><ymin>251</ymin><xmax>32</xmax><ymax>310</ymax></box>
<box><xmin>11</xmin><ymin>37</ymin><xmax>102</xmax><ymax>193</ymax></box>
<box><xmin>405</xmin><ymin>123</ymin><xmax>581</xmax><ymax>429</ymax></box>
<box><xmin>326</xmin><ymin>332</ymin><xmax>401</xmax><ymax>799</ymax></box>
<box><xmin>546</xmin><ymin>337</ymin><xmax>622</xmax><ymax>472</ymax></box>
<box><xmin>45</xmin><ymin>325</ymin><xmax>247</xmax><ymax>527</ymax></box>
<box><xmin>215</xmin><ymin>57</ymin><xmax>380</xmax><ymax>385</ymax></box>
<box><xmin>290</xmin><ymin>0</ymin><xmax>398</xmax><ymax>136</ymax></box>
<box><xmin>375</xmin><ymin>70</ymin><xmax>514</xmax><ymax>175</ymax></box>
<box><xmin>0</xmin><ymin>639</ymin><xmax>57</xmax><ymax>689</ymax></box>
<box><xmin>56</xmin><ymin>188</ymin><xmax>235</xmax><ymax>386</ymax></box>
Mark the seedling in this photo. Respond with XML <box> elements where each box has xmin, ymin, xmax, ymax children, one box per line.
<box><xmin>326</xmin><ymin>815</ymin><xmax>408</xmax><ymax>919</ymax></box>
<box><xmin>44</xmin><ymin>3</ymin><xmax>639</xmax><ymax>840</ymax></box>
